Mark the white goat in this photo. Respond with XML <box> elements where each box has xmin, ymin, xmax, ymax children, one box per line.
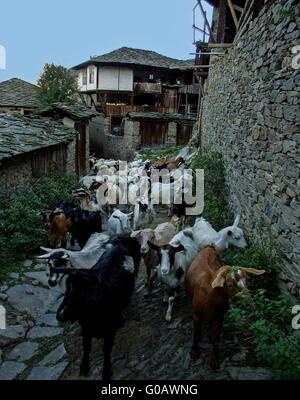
<box><xmin>151</xmin><ymin>172</ymin><xmax>193</xmax><ymax>215</ymax></box>
<box><xmin>132</xmin><ymin>200</ymin><xmax>155</xmax><ymax>231</ymax></box>
<box><xmin>107</xmin><ymin>209</ymin><xmax>133</xmax><ymax>236</ymax></box>
<box><xmin>148</xmin><ymin>228</ymin><xmax>198</xmax><ymax>321</ymax></box>
<box><xmin>192</xmin><ymin>215</ymin><xmax>247</xmax><ymax>251</ymax></box>
<box><xmin>36</xmin><ymin>232</ymin><xmax>110</xmax><ymax>287</ymax></box>
<box><xmin>131</xmin><ymin>217</ymin><xmax>178</xmax><ymax>296</ymax></box>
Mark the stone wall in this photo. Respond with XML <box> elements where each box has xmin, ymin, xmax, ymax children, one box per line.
<box><xmin>100</xmin><ymin>119</ymin><xmax>141</xmax><ymax>160</ymax></box>
<box><xmin>0</xmin><ymin>139</ymin><xmax>77</xmax><ymax>189</ymax></box>
<box><xmin>123</xmin><ymin>120</ymin><xmax>141</xmax><ymax>159</ymax></box>
<box><xmin>66</xmin><ymin>139</ymin><xmax>77</xmax><ymax>174</ymax></box>
<box><xmin>93</xmin><ymin>115</ymin><xmax>194</xmax><ymax>160</ymax></box>
<box><xmin>0</xmin><ymin>155</ymin><xmax>32</xmax><ymax>189</ymax></box>
<box><xmin>200</xmin><ymin>0</ymin><xmax>300</xmax><ymax>296</ymax></box>
<box><xmin>166</xmin><ymin>122</ymin><xmax>177</xmax><ymax>146</ymax></box>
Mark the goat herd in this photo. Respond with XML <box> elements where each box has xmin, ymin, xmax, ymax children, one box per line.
<box><xmin>38</xmin><ymin>154</ymin><xmax>265</xmax><ymax>380</ymax></box>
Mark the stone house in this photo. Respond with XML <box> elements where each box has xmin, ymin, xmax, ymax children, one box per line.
<box><xmin>0</xmin><ymin>113</ymin><xmax>78</xmax><ymax>189</ymax></box>
<box><xmin>0</xmin><ymin>78</ymin><xmax>41</xmax><ymax>115</ymax></box>
<box><xmin>72</xmin><ymin>47</ymin><xmax>198</xmax><ymax>157</ymax></box>
<box><xmin>98</xmin><ymin>111</ymin><xmax>196</xmax><ymax>160</ymax></box>
<box><xmin>38</xmin><ymin>102</ymin><xmax>98</xmax><ymax>176</ymax></box>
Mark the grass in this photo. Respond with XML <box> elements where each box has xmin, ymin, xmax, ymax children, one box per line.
<box><xmin>138</xmin><ymin>145</ymin><xmax>185</xmax><ymax>161</ymax></box>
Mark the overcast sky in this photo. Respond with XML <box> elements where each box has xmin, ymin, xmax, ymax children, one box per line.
<box><xmin>0</xmin><ymin>0</ymin><xmax>212</xmax><ymax>84</ymax></box>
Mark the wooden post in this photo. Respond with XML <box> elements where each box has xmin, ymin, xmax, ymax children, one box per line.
<box><xmin>216</xmin><ymin>0</ymin><xmax>226</xmax><ymax>43</ymax></box>
<box><xmin>227</xmin><ymin>0</ymin><xmax>239</xmax><ymax>30</ymax></box>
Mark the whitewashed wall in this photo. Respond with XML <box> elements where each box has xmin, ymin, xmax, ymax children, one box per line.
<box><xmin>77</xmin><ymin>65</ymin><xmax>97</xmax><ymax>92</ymax></box>
<box><xmin>77</xmin><ymin>65</ymin><xmax>133</xmax><ymax>92</ymax></box>
<box><xmin>98</xmin><ymin>66</ymin><xmax>133</xmax><ymax>91</ymax></box>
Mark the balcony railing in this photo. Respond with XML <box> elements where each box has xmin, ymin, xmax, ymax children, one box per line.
<box><xmin>105</xmin><ymin>104</ymin><xmax>170</xmax><ymax>116</ymax></box>
<box><xmin>133</xmin><ymin>82</ymin><xmax>162</xmax><ymax>94</ymax></box>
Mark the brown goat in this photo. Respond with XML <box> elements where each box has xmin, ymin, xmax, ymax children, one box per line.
<box><xmin>47</xmin><ymin>212</ymin><xmax>71</xmax><ymax>248</ymax></box>
<box><xmin>185</xmin><ymin>245</ymin><xmax>265</xmax><ymax>371</ymax></box>
<box><xmin>166</xmin><ymin>157</ymin><xmax>185</xmax><ymax>172</ymax></box>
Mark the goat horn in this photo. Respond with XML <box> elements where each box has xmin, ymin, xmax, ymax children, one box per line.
<box><xmin>36</xmin><ymin>253</ymin><xmax>52</xmax><ymax>259</ymax></box>
<box><xmin>240</xmin><ymin>267</ymin><xmax>266</xmax><ymax>275</ymax></box>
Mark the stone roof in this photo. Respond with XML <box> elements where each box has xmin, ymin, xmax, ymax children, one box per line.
<box><xmin>0</xmin><ymin>113</ymin><xmax>77</xmax><ymax>161</ymax></box>
<box><xmin>73</xmin><ymin>47</ymin><xmax>195</xmax><ymax>70</ymax></box>
<box><xmin>0</xmin><ymin>78</ymin><xmax>41</xmax><ymax>108</ymax></box>
<box><xmin>126</xmin><ymin>111</ymin><xmax>196</xmax><ymax>122</ymax></box>
<box><xmin>38</xmin><ymin>102</ymin><xmax>99</xmax><ymax>120</ymax></box>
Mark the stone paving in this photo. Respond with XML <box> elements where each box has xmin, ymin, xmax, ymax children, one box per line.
<box><xmin>0</xmin><ymin>213</ymin><xmax>273</xmax><ymax>380</ymax></box>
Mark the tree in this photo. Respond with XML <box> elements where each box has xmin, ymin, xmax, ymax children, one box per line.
<box><xmin>37</xmin><ymin>63</ymin><xmax>78</xmax><ymax>106</ymax></box>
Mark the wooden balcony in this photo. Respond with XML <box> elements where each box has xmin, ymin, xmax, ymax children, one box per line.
<box><xmin>105</xmin><ymin>104</ymin><xmax>170</xmax><ymax>116</ymax></box>
<box><xmin>133</xmin><ymin>82</ymin><xmax>162</xmax><ymax>94</ymax></box>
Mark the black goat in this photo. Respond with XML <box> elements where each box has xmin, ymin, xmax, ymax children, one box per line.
<box><xmin>70</xmin><ymin>208</ymin><xmax>102</xmax><ymax>248</ymax></box>
<box><xmin>55</xmin><ymin>234</ymin><xmax>141</xmax><ymax>380</ymax></box>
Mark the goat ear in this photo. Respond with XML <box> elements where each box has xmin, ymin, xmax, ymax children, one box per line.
<box><xmin>212</xmin><ymin>266</ymin><xmax>232</xmax><ymax>288</ymax></box>
<box><xmin>173</xmin><ymin>244</ymin><xmax>185</xmax><ymax>253</ymax></box>
<box><xmin>183</xmin><ymin>229</ymin><xmax>193</xmax><ymax>240</ymax></box>
<box><xmin>241</xmin><ymin>267</ymin><xmax>266</xmax><ymax>276</ymax></box>
<box><xmin>131</xmin><ymin>230</ymin><xmax>142</xmax><ymax>238</ymax></box>
<box><xmin>233</xmin><ymin>215</ymin><xmax>240</xmax><ymax>226</ymax></box>
<box><xmin>147</xmin><ymin>241</ymin><xmax>160</xmax><ymax>252</ymax></box>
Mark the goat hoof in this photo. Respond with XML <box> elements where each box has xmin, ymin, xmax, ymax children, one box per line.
<box><xmin>102</xmin><ymin>371</ymin><xmax>112</xmax><ymax>381</ymax></box>
<box><xmin>144</xmin><ymin>291</ymin><xmax>150</xmax><ymax>298</ymax></box>
<box><xmin>210</xmin><ymin>358</ymin><xmax>220</xmax><ymax>371</ymax></box>
<box><xmin>190</xmin><ymin>348</ymin><xmax>200</xmax><ymax>360</ymax></box>
<box><xmin>165</xmin><ymin>314</ymin><xmax>172</xmax><ymax>323</ymax></box>
<box><xmin>80</xmin><ymin>364</ymin><xmax>90</xmax><ymax>377</ymax></box>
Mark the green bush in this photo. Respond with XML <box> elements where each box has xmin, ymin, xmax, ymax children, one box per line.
<box><xmin>187</xmin><ymin>151</ymin><xmax>232</xmax><ymax>230</ymax></box>
<box><xmin>228</xmin><ymin>289</ymin><xmax>300</xmax><ymax>379</ymax></box>
<box><xmin>223</xmin><ymin>230</ymin><xmax>281</xmax><ymax>296</ymax></box>
<box><xmin>0</xmin><ymin>174</ymin><xmax>79</xmax><ymax>276</ymax></box>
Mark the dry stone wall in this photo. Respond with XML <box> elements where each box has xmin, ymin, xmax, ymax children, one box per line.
<box><xmin>201</xmin><ymin>0</ymin><xmax>300</xmax><ymax>296</ymax></box>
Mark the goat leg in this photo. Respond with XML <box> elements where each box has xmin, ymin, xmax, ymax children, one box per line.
<box><xmin>191</xmin><ymin>314</ymin><xmax>202</xmax><ymax>360</ymax></box>
<box><xmin>102</xmin><ymin>330</ymin><xmax>116</xmax><ymax>381</ymax></box>
<box><xmin>144</xmin><ymin>268</ymin><xmax>157</xmax><ymax>298</ymax></box>
<box><xmin>80</xmin><ymin>332</ymin><xmax>92</xmax><ymax>376</ymax></box>
<box><xmin>210</xmin><ymin>317</ymin><xmax>223</xmax><ymax>371</ymax></box>
<box><xmin>165</xmin><ymin>291</ymin><xmax>176</xmax><ymax>322</ymax></box>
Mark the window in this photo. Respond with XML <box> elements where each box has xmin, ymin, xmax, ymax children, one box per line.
<box><xmin>89</xmin><ymin>68</ymin><xmax>95</xmax><ymax>84</ymax></box>
<box><xmin>82</xmin><ymin>70</ymin><xmax>87</xmax><ymax>85</ymax></box>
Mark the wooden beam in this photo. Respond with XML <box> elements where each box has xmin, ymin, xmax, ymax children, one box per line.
<box><xmin>232</xmin><ymin>3</ymin><xmax>244</xmax><ymax>13</ymax></box>
<box><xmin>234</xmin><ymin>8</ymin><xmax>254</xmax><ymax>43</ymax></box>
<box><xmin>190</xmin><ymin>65</ymin><xmax>212</xmax><ymax>68</ymax></box>
<box><xmin>196</xmin><ymin>0</ymin><xmax>215</xmax><ymax>43</ymax></box>
<box><xmin>207</xmin><ymin>43</ymin><xmax>233</xmax><ymax>48</ymax></box>
<box><xmin>237</xmin><ymin>0</ymin><xmax>253</xmax><ymax>29</ymax></box>
<box><xmin>216</xmin><ymin>0</ymin><xmax>226</xmax><ymax>43</ymax></box>
<box><xmin>227</xmin><ymin>0</ymin><xmax>239</xmax><ymax>30</ymax></box>
<box><xmin>192</xmin><ymin>24</ymin><xmax>209</xmax><ymax>36</ymax></box>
